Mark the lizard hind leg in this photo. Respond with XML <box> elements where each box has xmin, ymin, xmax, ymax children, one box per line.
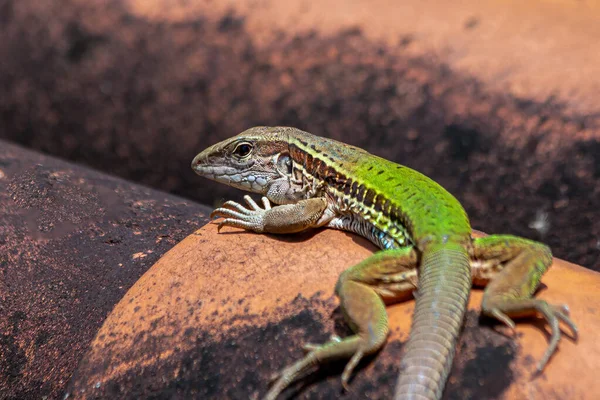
<box><xmin>264</xmin><ymin>247</ymin><xmax>419</xmax><ymax>400</ymax></box>
<box><xmin>472</xmin><ymin>235</ymin><xmax>578</xmax><ymax>373</ymax></box>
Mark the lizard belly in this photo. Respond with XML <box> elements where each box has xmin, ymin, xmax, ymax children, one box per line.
<box><xmin>326</xmin><ymin>212</ymin><xmax>408</xmax><ymax>250</ymax></box>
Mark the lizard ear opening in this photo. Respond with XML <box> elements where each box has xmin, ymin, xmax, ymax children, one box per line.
<box><xmin>276</xmin><ymin>152</ymin><xmax>293</xmax><ymax>175</ymax></box>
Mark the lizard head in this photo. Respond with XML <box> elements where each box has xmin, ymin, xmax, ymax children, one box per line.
<box><xmin>192</xmin><ymin>126</ymin><xmax>299</xmax><ymax>197</ymax></box>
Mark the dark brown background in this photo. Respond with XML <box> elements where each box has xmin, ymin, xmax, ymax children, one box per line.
<box><xmin>1</xmin><ymin>1</ymin><xmax>599</xmax><ymax>399</ymax></box>
<box><xmin>0</xmin><ymin>141</ymin><xmax>211</xmax><ymax>399</ymax></box>
<box><xmin>0</xmin><ymin>0</ymin><xmax>598</xmax><ymax>272</ymax></box>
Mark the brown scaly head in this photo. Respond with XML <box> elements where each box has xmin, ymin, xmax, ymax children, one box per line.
<box><xmin>192</xmin><ymin>126</ymin><xmax>305</xmax><ymax>204</ymax></box>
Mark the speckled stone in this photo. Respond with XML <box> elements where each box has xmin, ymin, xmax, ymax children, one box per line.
<box><xmin>67</xmin><ymin>223</ymin><xmax>600</xmax><ymax>399</ymax></box>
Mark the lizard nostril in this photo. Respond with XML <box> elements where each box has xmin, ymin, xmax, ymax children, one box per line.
<box><xmin>191</xmin><ymin>154</ymin><xmax>204</xmax><ymax>169</ymax></box>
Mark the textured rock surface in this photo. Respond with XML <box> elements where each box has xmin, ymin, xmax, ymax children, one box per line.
<box><xmin>0</xmin><ymin>140</ymin><xmax>211</xmax><ymax>399</ymax></box>
<box><xmin>0</xmin><ymin>0</ymin><xmax>598</xmax><ymax>269</ymax></box>
<box><xmin>67</xmin><ymin>223</ymin><xmax>599</xmax><ymax>399</ymax></box>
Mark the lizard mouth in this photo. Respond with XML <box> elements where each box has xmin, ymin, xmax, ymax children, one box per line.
<box><xmin>191</xmin><ymin>152</ymin><xmax>207</xmax><ymax>172</ymax></box>
<box><xmin>191</xmin><ymin>155</ymin><xmax>266</xmax><ymax>192</ymax></box>
<box><xmin>191</xmin><ymin>153</ymin><xmax>222</xmax><ymax>178</ymax></box>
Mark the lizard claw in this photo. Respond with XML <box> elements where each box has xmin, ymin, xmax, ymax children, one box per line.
<box><xmin>489</xmin><ymin>308</ymin><xmax>517</xmax><ymax>334</ymax></box>
<box><xmin>484</xmin><ymin>298</ymin><xmax>578</xmax><ymax>374</ymax></box>
<box><xmin>210</xmin><ymin>196</ymin><xmax>271</xmax><ymax>233</ymax></box>
<box><xmin>264</xmin><ymin>337</ymin><xmax>371</xmax><ymax>399</ymax></box>
<box><xmin>264</xmin><ymin>352</ymin><xmax>319</xmax><ymax>400</ymax></box>
<box><xmin>535</xmin><ymin>301</ymin><xmax>578</xmax><ymax>372</ymax></box>
<box><xmin>340</xmin><ymin>349</ymin><xmax>364</xmax><ymax>392</ymax></box>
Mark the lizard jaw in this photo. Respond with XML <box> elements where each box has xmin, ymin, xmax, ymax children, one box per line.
<box><xmin>192</xmin><ymin>154</ymin><xmax>272</xmax><ymax>194</ymax></box>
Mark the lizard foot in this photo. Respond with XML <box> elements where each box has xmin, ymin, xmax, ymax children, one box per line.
<box><xmin>264</xmin><ymin>337</ymin><xmax>368</xmax><ymax>400</ymax></box>
<box><xmin>264</xmin><ymin>350</ymin><xmax>319</xmax><ymax>400</ymax></box>
<box><xmin>487</xmin><ymin>299</ymin><xmax>578</xmax><ymax>373</ymax></box>
<box><xmin>532</xmin><ymin>301</ymin><xmax>578</xmax><ymax>372</ymax></box>
<box><xmin>210</xmin><ymin>195</ymin><xmax>271</xmax><ymax>232</ymax></box>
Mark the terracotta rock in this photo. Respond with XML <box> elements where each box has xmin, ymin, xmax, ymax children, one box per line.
<box><xmin>0</xmin><ymin>140</ymin><xmax>211</xmax><ymax>399</ymax></box>
<box><xmin>67</xmin><ymin>223</ymin><xmax>600</xmax><ymax>399</ymax></box>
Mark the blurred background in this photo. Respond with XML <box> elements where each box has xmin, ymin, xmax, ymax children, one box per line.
<box><xmin>0</xmin><ymin>0</ymin><xmax>598</xmax><ymax>270</ymax></box>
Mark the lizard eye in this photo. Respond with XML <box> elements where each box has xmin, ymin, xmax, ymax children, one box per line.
<box><xmin>233</xmin><ymin>142</ymin><xmax>253</xmax><ymax>158</ymax></box>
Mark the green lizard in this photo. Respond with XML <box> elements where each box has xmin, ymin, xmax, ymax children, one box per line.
<box><xmin>191</xmin><ymin>126</ymin><xmax>578</xmax><ymax>400</ymax></box>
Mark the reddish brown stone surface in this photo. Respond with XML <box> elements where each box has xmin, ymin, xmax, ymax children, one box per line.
<box><xmin>0</xmin><ymin>140</ymin><xmax>211</xmax><ymax>399</ymax></box>
<box><xmin>67</xmin><ymin>223</ymin><xmax>600</xmax><ymax>399</ymax></box>
<box><xmin>0</xmin><ymin>0</ymin><xmax>598</xmax><ymax>269</ymax></box>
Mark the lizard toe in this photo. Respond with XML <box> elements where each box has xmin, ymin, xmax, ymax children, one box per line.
<box><xmin>535</xmin><ymin>300</ymin><xmax>579</xmax><ymax>372</ymax></box>
<box><xmin>340</xmin><ymin>348</ymin><xmax>365</xmax><ymax>392</ymax></box>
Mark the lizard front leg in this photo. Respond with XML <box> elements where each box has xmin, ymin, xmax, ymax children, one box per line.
<box><xmin>211</xmin><ymin>195</ymin><xmax>330</xmax><ymax>234</ymax></box>
<box><xmin>470</xmin><ymin>235</ymin><xmax>578</xmax><ymax>372</ymax></box>
<box><xmin>265</xmin><ymin>246</ymin><xmax>419</xmax><ymax>400</ymax></box>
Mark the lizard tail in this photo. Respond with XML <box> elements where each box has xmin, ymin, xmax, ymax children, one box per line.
<box><xmin>394</xmin><ymin>243</ymin><xmax>471</xmax><ymax>400</ymax></box>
